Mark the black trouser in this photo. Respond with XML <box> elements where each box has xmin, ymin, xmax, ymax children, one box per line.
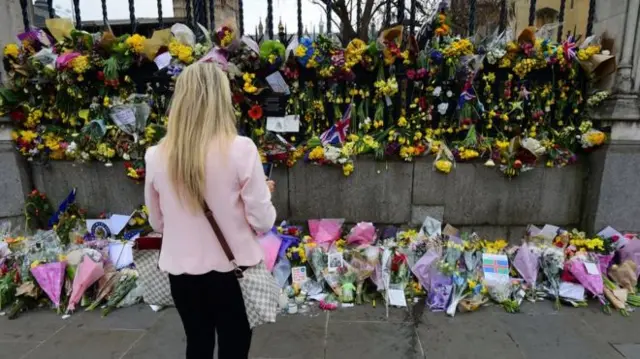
<box><xmin>169</xmin><ymin>270</ymin><xmax>252</xmax><ymax>359</ymax></box>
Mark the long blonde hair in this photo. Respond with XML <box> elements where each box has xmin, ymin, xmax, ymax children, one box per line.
<box><xmin>162</xmin><ymin>62</ymin><xmax>237</xmax><ymax>212</ymax></box>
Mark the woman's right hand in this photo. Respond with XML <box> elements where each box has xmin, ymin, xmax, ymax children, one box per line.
<box><xmin>266</xmin><ymin>180</ymin><xmax>275</xmax><ymax>193</ymax></box>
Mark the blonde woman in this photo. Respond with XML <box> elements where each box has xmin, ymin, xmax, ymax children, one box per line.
<box><xmin>144</xmin><ymin>62</ymin><xmax>276</xmax><ymax>359</ymax></box>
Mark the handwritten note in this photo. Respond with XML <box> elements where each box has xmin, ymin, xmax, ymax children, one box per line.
<box><xmin>110</xmin><ymin>107</ymin><xmax>136</xmax><ymax>130</ymax></box>
<box><xmin>266</xmin><ymin>72</ymin><xmax>290</xmax><ymax>94</ymax></box>
<box><xmin>388</xmin><ymin>288</ymin><xmax>407</xmax><ymax>307</ymax></box>
<box><xmin>584</xmin><ymin>262</ymin><xmax>600</xmax><ymax>275</ymax></box>
<box><xmin>266</xmin><ymin>115</ymin><xmax>300</xmax><ymax>133</ymax></box>
<box><xmin>154</xmin><ymin>52</ymin><xmax>172</xmax><ymax>70</ymax></box>
<box><xmin>291</xmin><ymin>266</ymin><xmax>308</xmax><ymax>285</ymax></box>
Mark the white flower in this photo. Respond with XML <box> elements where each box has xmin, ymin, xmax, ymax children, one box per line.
<box><xmin>81</xmin><ymin>152</ymin><xmax>90</xmax><ymax>160</ymax></box>
<box><xmin>323</xmin><ymin>145</ymin><xmax>341</xmax><ymax>163</ymax></box>
<box><xmin>484</xmin><ymin>159</ymin><xmax>495</xmax><ymax>167</ymax></box>
<box><xmin>433</xmin><ymin>86</ymin><xmax>442</xmax><ymax>97</ymax></box>
<box><xmin>437</xmin><ymin>102</ymin><xmax>449</xmax><ymax>115</ymax></box>
<box><xmin>105</xmin><ymin>162</ymin><xmax>113</xmax><ymax>167</ymax></box>
<box><xmin>446</xmin><ymin>90</ymin><xmax>453</xmax><ymax>98</ymax></box>
<box><xmin>66</xmin><ymin>141</ymin><xmax>77</xmax><ymax>154</ymax></box>
<box><xmin>123</xmin><ymin>153</ymin><xmax>131</xmax><ymax>160</ymax></box>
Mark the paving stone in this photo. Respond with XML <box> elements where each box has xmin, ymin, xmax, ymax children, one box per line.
<box><xmin>250</xmin><ymin>313</ymin><xmax>327</xmax><ymax>359</ymax></box>
<box><xmin>122</xmin><ymin>308</ymin><xmax>184</xmax><ymax>359</ymax></box>
<box><xmin>578</xmin><ymin>303</ymin><xmax>640</xmax><ymax>344</ymax></box>
<box><xmin>0</xmin><ymin>341</ymin><xmax>40</xmax><ymax>358</ymax></box>
<box><xmin>329</xmin><ymin>304</ymin><xmax>412</xmax><ymax>323</ymax></box>
<box><xmin>0</xmin><ymin>310</ymin><xmax>67</xmax><ymax>342</ymax></box>
<box><xmin>418</xmin><ymin>308</ymin><xmax>524</xmax><ymax>359</ymax></box>
<box><xmin>497</xmin><ymin>310</ymin><xmax>622</xmax><ymax>359</ymax></box>
<box><xmin>23</xmin><ymin>327</ymin><xmax>143</xmax><ymax>359</ymax></box>
<box><xmin>325</xmin><ymin>322</ymin><xmax>421</xmax><ymax>359</ymax></box>
<box><xmin>612</xmin><ymin>344</ymin><xmax>640</xmax><ymax>359</ymax></box>
<box><xmin>72</xmin><ymin>305</ymin><xmax>163</xmax><ymax>331</ymax></box>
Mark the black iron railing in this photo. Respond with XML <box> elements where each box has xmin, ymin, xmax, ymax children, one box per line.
<box><xmin>24</xmin><ymin>0</ymin><xmax>597</xmax><ymax>41</ymax></box>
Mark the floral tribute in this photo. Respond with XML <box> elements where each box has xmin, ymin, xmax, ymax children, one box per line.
<box><xmin>1</xmin><ymin>7</ymin><xmax>610</xmax><ymax>180</ymax></box>
<box><xmin>2</xmin><ymin>192</ymin><xmax>640</xmax><ymax>319</ymax></box>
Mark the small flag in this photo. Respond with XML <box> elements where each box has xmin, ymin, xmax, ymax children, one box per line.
<box><xmin>320</xmin><ymin>104</ymin><xmax>352</xmax><ymax>146</ymax></box>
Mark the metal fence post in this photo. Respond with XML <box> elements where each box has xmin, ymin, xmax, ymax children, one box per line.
<box><xmin>586</xmin><ymin>0</ymin><xmax>596</xmax><ymax>36</ymax></box>
<box><xmin>557</xmin><ymin>0</ymin><xmax>566</xmax><ymax>42</ymax></box>
<box><xmin>528</xmin><ymin>0</ymin><xmax>537</xmax><ymax>26</ymax></box>
<box><xmin>267</xmin><ymin>0</ymin><xmax>274</xmax><ymax>39</ymax></box>
<box><xmin>468</xmin><ymin>0</ymin><xmax>476</xmax><ymax>35</ymax></box>
<box><xmin>297</xmin><ymin>0</ymin><xmax>303</xmax><ymax>37</ymax></box>
<box><xmin>157</xmin><ymin>0</ymin><xmax>164</xmax><ymax>28</ymax></box>
<box><xmin>499</xmin><ymin>0</ymin><xmax>507</xmax><ymax>33</ymax></box>
<box><xmin>19</xmin><ymin>0</ymin><xmax>29</xmax><ymax>31</ymax></box>
<box><xmin>128</xmin><ymin>0</ymin><xmax>136</xmax><ymax>32</ymax></box>
<box><xmin>239</xmin><ymin>0</ymin><xmax>244</xmax><ymax>35</ymax></box>
<box><xmin>327</xmin><ymin>0</ymin><xmax>332</xmax><ymax>34</ymax></box>
<box><xmin>101</xmin><ymin>0</ymin><xmax>108</xmax><ymax>25</ymax></box>
<box><xmin>73</xmin><ymin>0</ymin><xmax>82</xmax><ymax>29</ymax></box>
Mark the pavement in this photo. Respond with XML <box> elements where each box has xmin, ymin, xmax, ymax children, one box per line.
<box><xmin>0</xmin><ymin>300</ymin><xmax>639</xmax><ymax>359</ymax></box>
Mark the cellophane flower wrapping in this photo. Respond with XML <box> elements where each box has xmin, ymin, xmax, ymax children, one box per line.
<box><xmin>347</xmin><ymin>247</ymin><xmax>379</xmax><ymax>304</ymax></box>
<box><xmin>513</xmin><ymin>243</ymin><xmax>541</xmax><ymax>289</ymax></box>
<box><xmin>258</xmin><ymin>232</ymin><xmax>282</xmax><ymax>272</ymax></box>
<box><xmin>568</xmin><ymin>254</ymin><xmax>604</xmax><ymax>302</ymax></box>
<box><xmin>67</xmin><ymin>255</ymin><xmax>105</xmax><ymax>311</ymax></box>
<box><xmin>272</xmin><ymin>256</ymin><xmax>292</xmax><ymax>288</ymax></box>
<box><xmin>308</xmin><ymin>219</ymin><xmax>344</xmax><ymax>249</ymax></box>
<box><xmin>596</xmin><ymin>253</ymin><xmax>614</xmax><ymax>277</ymax></box>
<box><xmin>618</xmin><ymin>239</ymin><xmax>640</xmax><ymax>275</ymax></box>
<box><xmin>463</xmin><ymin>250</ymin><xmax>482</xmax><ymax>273</ymax></box>
<box><xmin>310</xmin><ymin>247</ymin><xmax>327</xmax><ymax>283</ymax></box>
<box><xmin>541</xmin><ymin>246</ymin><xmax>564</xmax><ymax>303</ymax></box>
<box><xmin>411</xmin><ymin>249</ymin><xmax>441</xmax><ymax>291</ymax></box>
<box><xmin>30</xmin><ymin>261</ymin><xmax>66</xmax><ymax>308</ymax></box>
<box><xmin>446</xmin><ymin>273</ymin><xmax>469</xmax><ymax>317</ymax></box>
<box><xmin>346</xmin><ymin>222</ymin><xmax>376</xmax><ymax>247</ymax></box>
<box><xmin>428</xmin><ymin>271</ymin><xmax>453</xmax><ymax>312</ymax></box>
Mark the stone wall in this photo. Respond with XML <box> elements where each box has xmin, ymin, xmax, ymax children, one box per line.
<box><xmin>30</xmin><ymin>158</ymin><xmax>588</xmax><ymax>241</ymax></box>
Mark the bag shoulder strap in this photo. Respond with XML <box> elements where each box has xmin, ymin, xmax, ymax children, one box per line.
<box><xmin>203</xmin><ymin>201</ymin><xmax>236</xmax><ymax>263</ymax></box>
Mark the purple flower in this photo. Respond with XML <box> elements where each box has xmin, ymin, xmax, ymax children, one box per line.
<box><xmin>430</xmin><ymin>51</ymin><xmax>444</xmax><ymax>64</ymax></box>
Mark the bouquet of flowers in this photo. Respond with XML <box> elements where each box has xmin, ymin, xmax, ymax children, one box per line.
<box><xmin>486</xmin><ymin>279</ymin><xmax>521</xmax><ymax>313</ymax></box>
<box><xmin>446</xmin><ymin>272</ymin><xmax>469</xmax><ymax>317</ymax></box>
<box><xmin>541</xmin><ymin>246</ymin><xmax>565</xmax><ymax>308</ymax></box>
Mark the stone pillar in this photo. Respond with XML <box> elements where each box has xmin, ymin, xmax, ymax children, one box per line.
<box><xmin>0</xmin><ymin>118</ymin><xmax>33</xmax><ymax>227</ymax></box>
<box><xmin>581</xmin><ymin>0</ymin><xmax>640</xmax><ymax>234</ymax></box>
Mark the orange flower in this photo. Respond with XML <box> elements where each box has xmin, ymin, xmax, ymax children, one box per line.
<box><xmin>438</xmin><ymin>14</ymin><xmax>446</xmax><ymax>23</ymax></box>
<box><xmin>248</xmin><ymin>104</ymin><xmax>263</xmax><ymax>120</ymax></box>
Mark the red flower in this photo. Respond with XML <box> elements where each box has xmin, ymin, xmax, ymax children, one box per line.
<box><xmin>513</xmin><ymin>160</ymin><xmax>523</xmax><ymax>169</ymax></box>
<box><xmin>248</xmin><ymin>104</ymin><xmax>263</xmax><ymax>120</ymax></box>
<box><xmin>561</xmin><ymin>264</ymin><xmax>579</xmax><ymax>283</ymax></box>
<box><xmin>124</xmin><ymin>161</ymin><xmax>132</xmax><ymax>169</ymax></box>
<box><xmin>407</xmin><ymin>69</ymin><xmax>416</xmax><ymax>80</ymax></box>
<box><xmin>611</xmin><ymin>235</ymin><xmax>620</xmax><ymax>242</ymax></box>
<box><xmin>97</xmin><ymin>71</ymin><xmax>105</xmax><ymax>81</ymax></box>
<box><xmin>287</xmin><ymin>227</ymin><xmax>299</xmax><ymax>236</ymax></box>
<box><xmin>9</xmin><ymin>110</ymin><xmax>25</xmax><ymax>123</ymax></box>
<box><xmin>232</xmin><ymin>92</ymin><xmax>244</xmax><ymax>104</ymax></box>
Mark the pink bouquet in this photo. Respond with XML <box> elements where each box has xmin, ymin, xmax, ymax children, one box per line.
<box><xmin>30</xmin><ymin>262</ymin><xmax>66</xmax><ymax>309</ymax></box>
<box><xmin>308</xmin><ymin>219</ymin><xmax>344</xmax><ymax>249</ymax></box>
<box><xmin>67</xmin><ymin>256</ymin><xmax>105</xmax><ymax>311</ymax></box>
<box><xmin>346</xmin><ymin>222</ymin><xmax>376</xmax><ymax>247</ymax></box>
<box><xmin>568</xmin><ymin>255</ymin><xmax>605</xmax><ymax>304</ymax></box>
<box><xmin>56</xmin><ymin>52</ymin><xmax>80</xmax><ymax>69</ymax></box>
<box><xmin>258</xmin><ymin>232</ymin><xmax>282</xmax><ymax>272</ymax></box>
